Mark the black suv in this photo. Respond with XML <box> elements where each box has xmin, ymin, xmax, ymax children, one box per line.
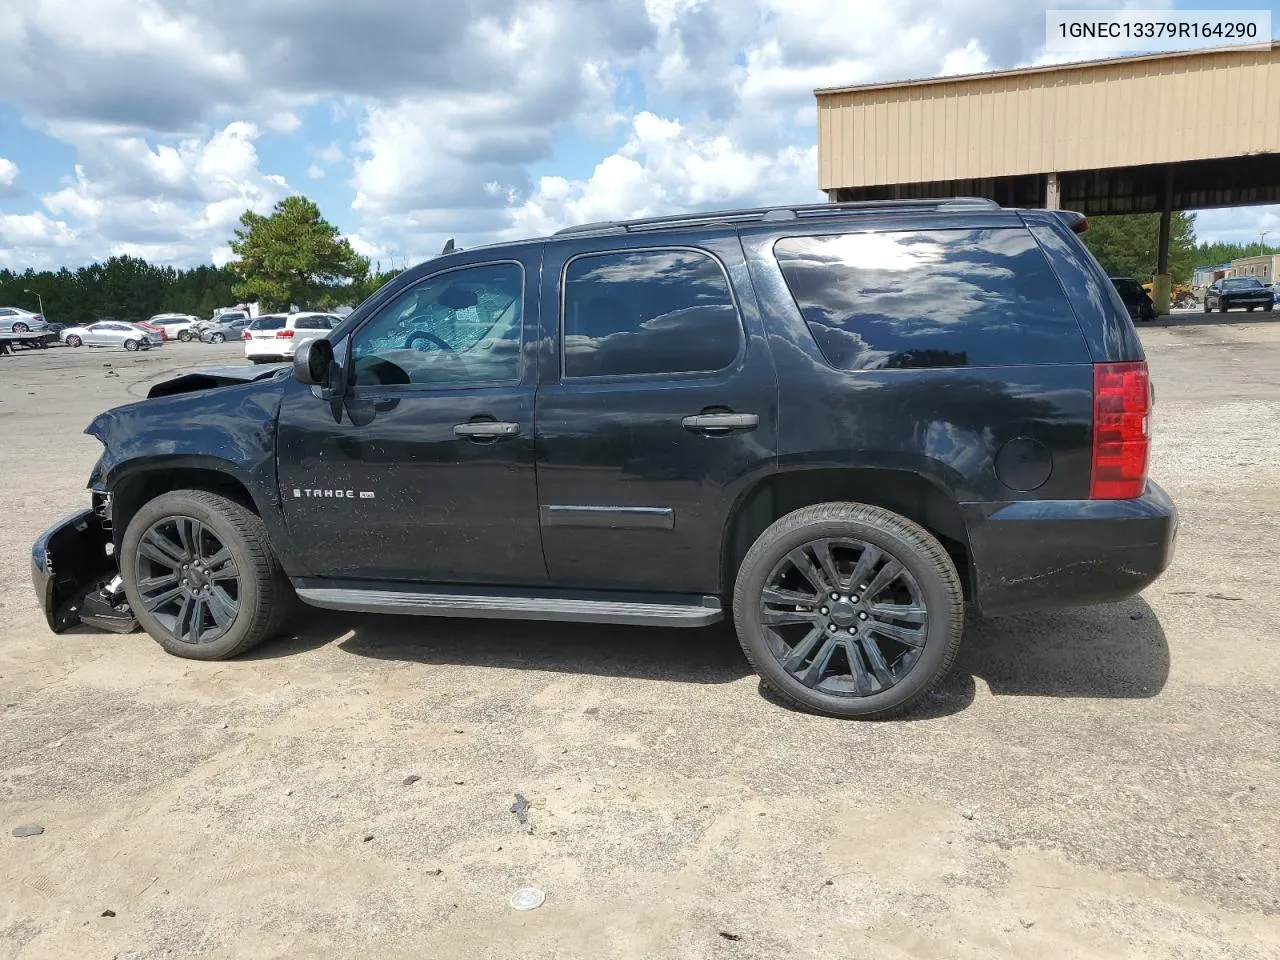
<box><xmin>1110</xmin><ymin>277</ymin><xmax>1155</xmax><ymax>321</ymax></box>
<box><xmin>32</xmin><ymin>199</ymin><xmax>1178</xmax><ymax>719</ymax></box>
<box><xmin>1204</xmin><ymin>277</ymin><xmax>1274</xmax><ymax>313</ymax></box>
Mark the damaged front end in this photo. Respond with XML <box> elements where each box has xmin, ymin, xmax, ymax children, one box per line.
<box><xmin>31</xmin><ymin>493</ymin><xmax>138</xmax><ymax>634</ymax></box>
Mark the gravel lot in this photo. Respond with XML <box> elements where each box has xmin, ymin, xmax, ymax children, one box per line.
<box><xmin>2</xmin><ymin>321</ymin><xmax>1278</xmax><ymax>959</ymax></box>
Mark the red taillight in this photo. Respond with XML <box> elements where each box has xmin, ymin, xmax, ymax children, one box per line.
<box><xmin>277</xmin><ymin>329</ymin><xmax>294</xmax><ymax>339</ymax></box>
<box><xmin>1091</xmin><ymin>361</ymin><xmax>1151</xmax><ymax>499</ymax></box>
<box><xmin>243</xmin><ymin>331</ymin><xmax>252</xmax><ymax>341</ymax></box>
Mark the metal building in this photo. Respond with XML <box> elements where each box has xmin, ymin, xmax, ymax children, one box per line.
<box><xmin>815</xmin><ymin>42</ymin><xmax>1280</xmax><ymax>312</ymax></box>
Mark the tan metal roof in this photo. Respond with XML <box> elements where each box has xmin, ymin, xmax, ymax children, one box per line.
<box><xmin>817</xmin><ymin>42</ymin><xmax>1280</xmax><ymax>191</ymax></box>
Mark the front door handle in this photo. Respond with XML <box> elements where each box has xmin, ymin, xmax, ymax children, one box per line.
<box><xmin>681</xmin><ymin>412</ymin><xmax>760</xmax><ymax>434</ymax></box>
<box><xmin>454</xmin><ymin>421</ymin><xmax>520</xmax><ymax>439</ymax></box>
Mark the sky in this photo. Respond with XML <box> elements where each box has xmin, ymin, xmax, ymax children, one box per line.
<box><xmin>0</xmin><ymin>0</ymin><xmax>1277</xmax><ymax>273</ymax></box>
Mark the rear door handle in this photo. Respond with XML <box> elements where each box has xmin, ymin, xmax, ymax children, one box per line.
<box><xmin>453</xmin><ymin>421</ymin><xmax>520</xmax><ymax>439</ymax></box>
<box><xmin>681</xmin><ymin>413</ymin><xmax>760</xmax><ymax>434</ymax></box>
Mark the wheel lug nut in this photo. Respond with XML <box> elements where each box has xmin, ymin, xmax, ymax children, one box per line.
<box><xmin>851</xmin><ymin>595</ymin><xmax>860</xmax><ymax>603</ymax></box>
<box><xmin>848</xmin><ymin>626</ymin><xmax>857</xmax><ymax>634</ymax></box>
<box><xmin>859</xmin><ymin>612</ymin><xmax>868</xmax><ymax>620</ymax></box>
<box><xmin>828</xmin><ymin>624</ymin><xmax>838</xmax><ymax>633</ymax></box>
<box><xmin>820</xmin><ymin>607</ymin><xmax>829</xmax><ymax>616</ymax></box>
<box><xmin>830</xmin><ymin>593</ymin><xmax>839</xmax><ymax>600</ymax></box>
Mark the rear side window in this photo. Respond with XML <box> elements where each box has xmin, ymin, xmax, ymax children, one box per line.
<box><xmin>561</xmin><ymin>249</ymin><xmax>742</xmax><ymax>378</ymax></box>
<box><xmin>294</xmin><ymin>316</ymin><xmax>327</xmax><ymax>329</ymax></box>
<box><xmin>775</xmin><ymin>228</ymin><xmax>1089</xmax><ymax>370</ymax></box>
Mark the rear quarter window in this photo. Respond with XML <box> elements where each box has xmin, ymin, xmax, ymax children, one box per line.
<box><xmin>774</xmin><ymin>228</ymin><xmax>1090</xmax><ymax>370</ymax></box>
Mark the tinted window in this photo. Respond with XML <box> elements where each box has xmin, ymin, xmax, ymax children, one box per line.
<box><xmin>1223</xmin><ymin>278</ymin><xmax>1263</xmax><ymax>290</ymax></box>
<box><xmin>251</xmin><ymin>316</ymin><xmax>286</xmax><ymax>331</ymax></box>
<box><xmin>351</xmin><ymin>262</ymin><xmax>523</xmax><ymax>387</ymax></box>
<box><xmin>561</xmin><ymin>249</ymin><xmax>741</xmax><ymax>378</ymax></box>
<box><xmin>775</xmin><ymin>228</ymin><xmax>1089</xmax><ymax>370</ymax></box>
<box><xmin>1112</xmin><ymin>279</ymin><xmax>1144</xmax><ymax>297</ymax></box>
<box><xmin>294</xmin><ymin>316</ymin><xmax>328</xmax><ymax>330</ymax></box>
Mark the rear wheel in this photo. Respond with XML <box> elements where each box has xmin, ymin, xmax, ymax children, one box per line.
<box><xmin>210</xmin><ymin>332</ymin><xmax>226</xmax><ymax>344</ymax></box>
<box><xmin>178</xmin><ymin>330</ymin><xmax>193</xmax><ymax>342</ymax></box>
<box><xmin>66</xmin><ymin>335</ymin><xmax>82</xmax><ymax>347</ymax></box>
<box><xmin>124</xmin><ymin>338</ymin><xmax>140</xmax><ymax>351</ymax></box>
<box><xmin>732</xmin><ymin>502</ymin><xmax>964</xmax><ymax>719</ymax></box>
<box><xmin>121</xmin><ymin>490</ymin><xmax>290</xmax><ymax>660</ymax></box>
<box><xmin>12</xmin><ymin>321</ymin><xmax>30</xmax><ymax>334</ymax></box>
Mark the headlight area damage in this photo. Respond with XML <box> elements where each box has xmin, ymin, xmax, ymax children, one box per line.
<box><xmin>30</xmin><ymin>364</ymin><xmax>287</xmax><ymax>636</ymax></box>
<box><xmin>31</xmin><ymin>496</ymin><xmax>138</xmax><ymax>634</ymax></box>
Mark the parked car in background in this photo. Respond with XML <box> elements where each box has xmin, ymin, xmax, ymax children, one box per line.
<box><xmin>196</xmin><ymin>310</ymin><xmax>248</xmax><ymax>333</ymax></box>
<box><xmin>136</xmin><ymin>320</ymin><xmax>170</xmax><ymax>341</ymax></box>
<box><xmin>1110</xmin><ymin>277</ymin><xmax>1155</xmax><ymax>321</ymax></box>
<box><xmin>147</xmin><ymin>314</ymin><xmax>201</xmax><ymax>341</ymax></box>
<box><xmin>200</xmin><ymin>314</ymin><xmax>252</xmax><ymax>343</ymax></box>
<box><xmin>0</xmin><ymin>306</ymin><xmax>49</xmax><ymax>334</ymax></box>
<box><xmin>244</xmin><ymin>312</ymin><xmax>340</xmax><ymax>363</ymax></box>
<box><xmin>60</xmin><ymin>321</ymin><xmax>162</xmax><ymax>351</ymax></box>
<box><xmin>1204</xmin><ymin>277</ymin><xmax>1274</xmax><ymax>313</ymax></box>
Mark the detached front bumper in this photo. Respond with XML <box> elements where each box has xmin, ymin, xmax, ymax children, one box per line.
<box><xmin>31</xmin><ymin>507</ymin><xmax>138</xmax><ymax>634</ymax></box>
<box><xmin>963</xmin><ymin>481</ymin><xmax>1179</xmax><ymax>617</ymax></box>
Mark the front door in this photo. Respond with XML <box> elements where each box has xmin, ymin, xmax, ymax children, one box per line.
<box><xmin>276</xmin><ymin>254</ymin><xmax>547</xmax><ymax>585</ymax></box>
<box><xmin>534</xmin><ymin>237</ymin><xmax>778</xmax><ymax>595</ymax></box>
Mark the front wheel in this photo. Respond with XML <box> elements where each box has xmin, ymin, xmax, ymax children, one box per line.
<box><xmin>1220</xmin><ymin>301</ymin><xmax>1229</xmax><ymax>313</ymax></box>
<box><xmin>732</xmin><ymin>502</ymin><xmax>964</xmax><ymax>719</ymax></box>
<box><xmin>178</xmin><ymin>330</ymin><xmax>193</xmax><ymax>342</ymax></box>
<box><xmin>124</xmin><ymin>338</ymin><xmax>140</xmax><ymax>351</ymax></box>
<box><xmin>12</xmin><ymin>322</ymin><xmax>29</xmax><ymax>334</ymax></box>
<box><xmin>210</xmin><ymin>332</ymin><xmax>225</xmax><ymax>344</ymax></box>
<box><xmin>66</xmin><ymin>335</ymin><xmax>82</xmax><ymax>347</ymax></box>
<box><xmin>121</xmin><ymin>490</ymin><xmax>291</xmax><ymax>660</ymax></box>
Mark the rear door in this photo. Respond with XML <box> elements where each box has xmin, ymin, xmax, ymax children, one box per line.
<box><xmin>248</xmin><ymin>315</ymin><xmax>285</xmax><ymax>345</ymax></box>
<box><xmin>534</xmin><ymin>236</ymin><xmax>778</xmax><ymax>595</ymax></box>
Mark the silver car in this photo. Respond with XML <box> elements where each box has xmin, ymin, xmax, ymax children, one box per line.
<box><xmin>61</xmin><ymin>321</ymin><xmax>160</xmax><ymax>351</ymax></box>
<box><xmin>199</xmin><ymin>315</ymin><xmax>252</xmax><ymax>343</ymax></box>
<box><xmin>0</xmin><ymin>307</ymin><xmax>49</xmax><ymax>334</ymax></box>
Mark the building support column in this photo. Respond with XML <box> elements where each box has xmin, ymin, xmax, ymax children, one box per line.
<box><xmin>1045</xmin><ymin>172</ymin><xmax>1061</xmax><ymax>210</ymax></box>
<box><xmin>1153</xmin><ymin>165</ymin><xmax>1175</xmax><ymax>316</ymax></box>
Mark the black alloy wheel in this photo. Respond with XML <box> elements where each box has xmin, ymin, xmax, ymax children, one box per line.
<box><xmin>758</xmin><ymin>538</ymin><xmax>928</xmax><ymax>698</ymax></box>
<box><xmin>134</xmin><ymin>516</ymin><xmax>242</xmax><ymax>646</ymax></box>
<box><xmin>733</xmin><ymin>502</ymin><xmax>964</xmax><ymax>719</ymax></box>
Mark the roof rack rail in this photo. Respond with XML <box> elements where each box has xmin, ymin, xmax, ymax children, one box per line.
<box><xmin>553</xmin><ymin>197</ymin><xmax>1001</xmax><ymax>237</ymax></box>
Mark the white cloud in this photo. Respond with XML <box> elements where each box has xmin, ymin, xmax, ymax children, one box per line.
<box><xmin>0</xmin><ymin>157</ymin><xmax>18</xmax><ymax>192</ymax></box>
<box><xmin>1</xmin><ymin>121</ymin><xmax>293</xmax><ymax>268</ymax></box>
<box><xmin>1192</xmin><ymin>207</ymin><xmax>1280</xmax><ymax>250</ymax></box>
<box><xmin>306</xmin><ymin>163</ymin><xmax>325</xmax><ymax>180</ymax></box>
<box><xmin>502</xmin><ymin>111</ymin><xmax>821</xmax><ymax>241</ymax></box>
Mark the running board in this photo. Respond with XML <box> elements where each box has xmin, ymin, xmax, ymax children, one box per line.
<box><xmin>293</xmin><ymin>582</ymin><xmax>723</xmax><ymax>628</ymax></box>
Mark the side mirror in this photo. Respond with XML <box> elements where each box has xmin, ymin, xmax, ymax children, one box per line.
<box><xmin>293</xmin><ymin>337</ymin><xmax>334</xmax><ymax>387</ymax></box>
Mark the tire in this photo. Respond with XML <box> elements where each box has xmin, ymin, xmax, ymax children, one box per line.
<box><xmin>1203</xmin><ymin>299</ymin><xmax>1210</xmax><ymax>314</ymax></box>
<box><xmin>178</xmin><ymin>330</ymin><xmax>193</xmax><ymax>342</ymax></box>
<box><xmin>1266</xmin><ymin>303</ymin><xmax>1274</xmax><ymax>312</ymax></box>
<box><xmin>66</xmin><ymin>335</ymin><xmax>82</xmax><ymax>348</ymax></box>
<box><xmin>124</xmin><ymin>338</ymin><xmax>140</xmax><ymax>351</ymax></box>
<box><xmin>732</xmin><ymin>502</ymin><xmax>964</xmax><ymax>719</ymax></box>
<box><xmin>1247</xmin><ymin>306</ymin><xmax>1255</xmax><ymax>312</ymax></box>
<box><xmin>12</xmin><ymin>322</ymin><xmax>29</xmax><ymax>334</ymax></box>
<box><xmin>1220</xmin><ymin>301</ymin><xmax>1229</xmax><ymax>313</ymax></box>
<box><xmin>120</xmin><ymin>490</ymin><xmax>291</xmax><ymax>660</ymax></box>
<box><xmin>210</xmin><ymin>332</ymin><xmax>226</xmax><ymax>344</ymax></box>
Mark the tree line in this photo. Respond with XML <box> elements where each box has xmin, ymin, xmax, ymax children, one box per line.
<box><xmin>1081</xmin><ymin>211</ymin><xmax>1277</xmax><ymax>284</ymax></box>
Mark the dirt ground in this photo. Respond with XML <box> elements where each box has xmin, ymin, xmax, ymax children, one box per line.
<box><xmin>1</xmin><ymin>321</ymin><xmax>1278</xmax><ymax>960</ymax></box>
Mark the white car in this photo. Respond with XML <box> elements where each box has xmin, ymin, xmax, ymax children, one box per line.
<box><xmin>146</xmin><ymin>314</ymin><xmax>201</xmax><ymax>341</ymax></box>
<box><xmin>244</xmin><ymin>312</ymin><xmax>340</xmax><ymax>363</ymax></box>
<box><xmin>61</xmin><ymin>321</ymin><xmax>162</xmax><ymax>351</ymax></box>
